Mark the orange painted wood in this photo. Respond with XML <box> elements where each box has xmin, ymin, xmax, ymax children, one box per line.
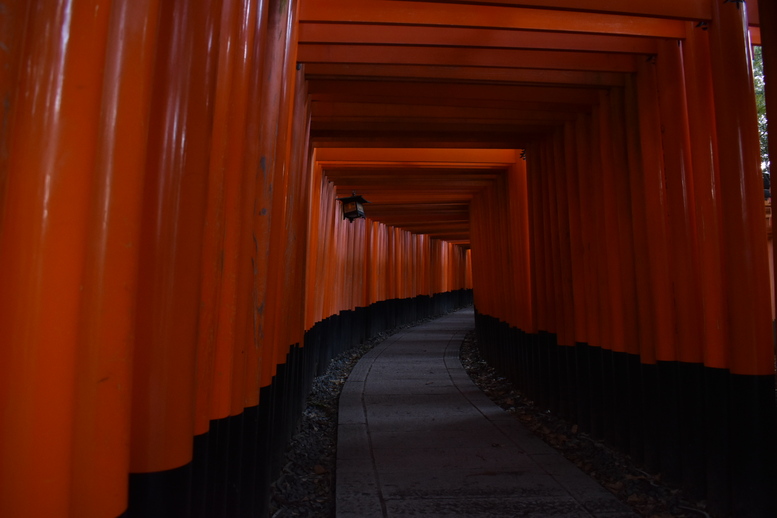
<box><xmin>263</xmin><ymin>0</ymin><xmax>294</xmax><ymax>371</ymax></box>
<box><xmin>390</xmin><ymin>0</ymin><xmax>761</xmax><ymax>26</ymax></box>
<box><xmin>231</xmin><ymin>0</ymin><xmax>266</xmax><ymax>413</ymax></box>
<box><xmin>574</xmin><ymin>114</ymin><xmax>601</xmax><ymax>347</ymax></box>
<box><xmin>682</xmin><ymin>23</ymin><xmax>728</xmax><ymax>370</ymax></box>
<box><xmin>303</xmin><ymin>63</ymin><xmax>626</xmax><ymax>87</ymax></box>
<box><xmin>311</xmin><ymin>101</ymin><xmax>579</xmax><ymax>123</ymax></box>
<box><xmin>130</xmin><ymin>0</ymin><xmax>219</xmax><ymax>473</ymax></box>
<box><xmin>635</xmin><ymin>58</ymin><xmax>675</xmax><ymax>364</ymax></box>
<box><xmin>298</xmin><ymin>44</ymin><xmax>638</xmax><ymax>73</ymax></box>
<box><xmin>253</xmin><ymin>25</ymin><xmax>284</xmax><ymax>388</ymax></box>
<box><xmin>195</xmin><ymin>0</ymin><xmax>243</xmax><ymax>426</ymax></box>
<box><xmin>194</xmin><ymin>0</ymin><xmax>230</xmax><ymax>432</ymax></box>
<box><xmin>709</xmin><ymin>0</ymin><xmax>773</xmax><ymax>376</ymax></box>
<box><xmin>384</xmin><ymin>0</ymin><xmax>710</xmax><ymax>21</ymax></box>
<box><xmin>526</xmin><ymin>143</ymin><xmax>545</xmax><ymax>333</ymax></box>
<box><xmin>240</xmin><ymin>0</ymin><xmax>270</xmax><ymax>408</ymax></box>
<box><xmin>537</xmin><ymin>141</ymin><xmax>556</xmax><ymax>333</ymax></box>
<box><xmin>0</xmin><ymin>2</ymin><xmax>112</xmax><ymax>515</ymax></box>
<box><xmin>622</xmin><ymin>75</ymin><xmax>656</xmax><ymax>364</ymax></box>
<box><xmin>563</xmin><ymin>121</ymin><xmax>587</xmax><ymax>343</ymax></box>
<box><xmin>299</xmin><ymin>22</ymin><xmax>659</xmax><ymax>54</ymax></box>
<box><xmin>219</xmin><ymin>0</ymin><xmax>259</xmax><ymax>420</ymax></box>
<box><xmin>312</xmin><ymin>95</ymin><xmax>591</xmax><ymax>115</ymax></box>
<box><xmin>606</xmin><ymin>87</ymin><xmax>640</xmax><ymax>356</ymax></box>
<box><xmin>251</xmin><ymin>0</ymin><xmax>294</xmax><ymax>388</ymax></box>
<box><xmin>69</xmin><ymin>2</ymin><xmax>162</xmax><ymax>515</ymax></box>
<box><xmin>656</xmin><ymin>38</ymin><xmax>704</xmax><ymax>364</ymax></box>
<box><xmin>543</xmin><ymin>137</ymin><xmax>563</xmax><ymax>337</ymax></box>
<box><xmin>551</xmin><ymin>130</ymin><xmax>576</xmax><ymax>347</ymax></box>
<box><xmin>587</xmin><ymin>107</ymin><xmax>612</xmax><ymax>349</ymax></box>
<box><xmin>598</xmin><ymin>89</ymin><xmax>626</xmax><ymax>352</ymax></box>
<box><xmin>317</xmin><ymin>147</ymin><xmax>517</xmax><ymax>163</ymax></box>
<box><xmin>298</xmin><ymin>0</ymin><xmax>686</xmax><ymax>38</ymax></box>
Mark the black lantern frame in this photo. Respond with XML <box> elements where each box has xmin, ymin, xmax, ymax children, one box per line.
<box><xmin>337</xmin><ymin>192</ymin><xmax>369</xmax><ymax>222</ymax></box>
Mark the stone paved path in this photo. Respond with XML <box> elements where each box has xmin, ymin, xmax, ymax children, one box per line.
<box><xmin>336</xmin><ymin>308</ymin><xmax>637</xmax><ymax>517</ymax></box>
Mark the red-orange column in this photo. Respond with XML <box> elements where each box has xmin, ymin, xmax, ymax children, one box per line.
<box><xmin>544</xmin><ymin>136</ymin><xmax>563</xmax><ymax>340</ymax></box>
<box><xmin>469</xmin><ymin>191</ymin><xmax>486</xmax><ymax>314</ymax></box>
<box><xmin>226</xmin><ymin>0</ymin><xmax>259</xmax><ymax>421</ymax></box>
<box><xmin>710</xmin><ymin>0</ymin><xmax>774</xmax><ymax>374</ymax></box>
<box><xmin>282</xmin><ymin>67</ymin><xmax>311</xmax><ymax>348</ymax></box>
<box><xmin>538</xmin><ymin>141</ymin><xmax>556</xmax><ymax>334</ymax></box>
<box><xmin>265</xmin><ymin>0</ymin><xmax>304</xmax><ymax>372</ymax></box>
<box><xmin>575</xmin><ymin>114</ymin><xmax>601</xmax><ymax>348</ymax></box>
<box><xmin>304</xmin><ymin>160</ymin><xmax>323</xmax><ymax>329</ymax></box>
<box><xmin>622</xmin><ymin>76</ymin><xmax>654</xmax><ymax>367</ymax></box>
<box><xmin>238</xmin><ymin>0</ymin><xmax>269</xmax><ymax>410</ymax></box>
<box><xmin>709</xmin><ymin>2</ymin><xmax>772</xmax><ymax>376</ymax></box>
<box><xmin>323</xmin><ymin>183</ymin><xmax>339</xmax><ymax>316</ymax></box>
<box><xmin>252</xmin><ymin>0</ymin><xmax>286</xmax><ymax>388</ymax></box>
<box><xmin>254</xmin><ymin>0</ymin><xmax>295</xmax><ymax>385</ymax></box>
<box><xmin>194</xmin><ymin>0</ymin><xmax>227</xmax><ymax>434</ymax></box>
<box><xmin>607</xmin><ymin>88</ymin><xmax>640</xmax><ymax>357</ymax></box>
<box><xmin>563</xmin><ymin>122</ymin><xmax>587</xmax><ymax>344</ymax></box>
<box><xmin>623</xmin><ymin>74</ymin><xmax>654</xmax><ymax>468</ymax></box>
<box><xmin>131</xmin><ymin>0</ymin><xmax>218</xmax><ymax>475</ymax></box>
<box><xmin>588</xmin><ymin>106</ymin><xmax>612</xmax><ymax>351</ymax></box>
<box><xmin>491</xmin><ymin>175</ymin><xmax>511</xmax><ymax>324</ymax></box>
<box><xmin>759</xmin><ymin>0</ymin><xmax>777</xmax><ymax>351</ymax></box>
<box><xmin>0</xmin><ymin>2</ymin><xmax>111</xmax><ymax>516</ymax></box>
<box><xmin>635</xmin><ymin>58</ymin><xmax>674</xmax><ymax>475</ymax></box>
<box><xmin>527</xmin><ymin>143</ymin><xmax>547</xmax><ymax>334</ymax></box>
<box><xmin>635</xmin><ymin>58</ymin><xmax>675</xmax><ymax>363</ymax></box>
<box><xmin>70</xmin><ymin>2</ymin><xmax>161</xmax><ymax>516</ymax></box>
<box><xmin>508</xmin><ymin>156</ymin><xmax>533</xmax><ymax>333</ymax></box>
<box><xmin>553</xmin><ymin>130</ymin><xmax>576</xmax><ymax>348</ymax></box>
<box><xmin>655</xmin><ymin>39</ymin><xmax>703</xmax><ymax>366</ymax></box>
<box><xmin>466</xmin><ymin>249</ymin><xmax>473</xmax><ymax>291</ymax></box>
<box><xmin>683</xmin><ymin>22</ymin><xmax>728</xmax><ymax>372</ymax></box>
<box><xmin>501</xmin><ymin>164</ymin><xmax>516</xmax><ymax>327</ymax></box>
<box><xmin>680</xmin><ymin>20</ymin><xmax>731</xmax><ymax>502</ymax></box>
<box><xmin>606</xmin><ymin>86</ymin><xmax>642</xmax><ymax>456</ymax></box>
<box><xmin>193</xmin><ymin>0</ymin><xmax>240</xmax><ymax>430</ymax></box>
<box><xmin>709</xmin><ymin>2</ymin><xmax>775</xmax><ymax>515</ymax></box>
<box><xmin>366</xmin><ymin>220</ymin><xmax>378</xmax><ymax>305</ymax></box>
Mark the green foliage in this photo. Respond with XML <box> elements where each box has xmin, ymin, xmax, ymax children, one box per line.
<box><xmin>754</xmin><ymin>45</ymin><xmax>770</xmax><ymax>176</ymax></box>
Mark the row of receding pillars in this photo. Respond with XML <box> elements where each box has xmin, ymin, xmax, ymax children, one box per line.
<box><xmin>306</xmin><ymin>159</ymin><xmax>472</xmax><ymax>328</ymax></box>
<box><xmin>0</xmin><ymin>1</ymin><xmax>473</xmax><ymax>517</ymax></box>
<box><xmin>470</xmin><ymin>3</ymin><xmax>776</xmax><ymax>516</ymax></box>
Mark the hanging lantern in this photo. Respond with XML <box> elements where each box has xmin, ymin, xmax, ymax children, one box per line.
<box><xmin>337</xmin><ymin>191</ymin><xmax>369</xmax><ymax>222</ymax></box>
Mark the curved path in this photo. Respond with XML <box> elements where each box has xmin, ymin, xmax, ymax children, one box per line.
<box><xmin>336</xmin><ymin>308</ymin><xmax>636</xmax><ymax>517</ymax></box>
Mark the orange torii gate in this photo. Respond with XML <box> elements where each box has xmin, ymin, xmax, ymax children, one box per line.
<box><xmin>0</xmin><ymin>1</ymin><xmax>775</xmax><ymax>517</ymax></box>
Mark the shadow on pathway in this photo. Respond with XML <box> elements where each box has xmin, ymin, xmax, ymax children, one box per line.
<box><xmin>336</xmin><ymin>308</ymin><xmax>637</xmax><ymax>518</ymax></box>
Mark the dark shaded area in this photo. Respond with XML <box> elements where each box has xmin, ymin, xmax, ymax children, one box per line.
<box><xmin>473</xmin><ymin>311</ymin><xmax>777</xmax><ymax>518</ymax></box>
<box><xmin>126</xmin><ymin>290</ymin><xmax>472</xmax><ymax>517</ymax></box>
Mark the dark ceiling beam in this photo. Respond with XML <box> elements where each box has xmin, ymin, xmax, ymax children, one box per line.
<box><xmin>307</xmin><ymin>80</ymin><xmax>603</xmax><ymax>104</ymax></box>
<box><xmin>382</xmin><ymin>0</ymin><xmax>760</xmax><ymax>25</ymax></box>
<box><xmin>302</xmin><ymin>64</ymin><xmax>626</xmax><ymax>87</ymax></box>
<box><xmin>298</xmin><ymin>23</ymin><xmax>660</xmax><ymax>54</ymax></box>
<box><xmin>297</xmin><ymin>44</ymin><xmax>640</xmax><ymax>73</ymax></box>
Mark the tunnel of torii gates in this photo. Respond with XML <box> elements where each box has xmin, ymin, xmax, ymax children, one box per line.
<box><xmin>2</xmin><ymin>0</ymin><xmax>777</xmax><ymax>517</ymax></box>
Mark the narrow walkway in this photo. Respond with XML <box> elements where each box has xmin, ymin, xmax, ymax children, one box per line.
<box><xmin>336</xmin><ymin>308</ymin><xmax>636</xmax><ymax>517</ymax></box>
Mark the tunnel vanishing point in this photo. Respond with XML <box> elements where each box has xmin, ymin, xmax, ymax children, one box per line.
<box><xmin>1</xmin><ymin>1</ymin><xmax>777</xmax><ymax>517</ymax></box>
